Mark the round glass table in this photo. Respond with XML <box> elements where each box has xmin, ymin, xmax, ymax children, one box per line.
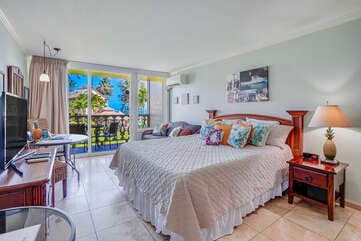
<box><xmin>32</xmin><ymin>134</ymin><xmax>89</xmax><ymax>181</ymax></box>
<box><xmin>0</xmin><ymin>206</ymin><xmax>75</xmax><ymax>241</ymax></box>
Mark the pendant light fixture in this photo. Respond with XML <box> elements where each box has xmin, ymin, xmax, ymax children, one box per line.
<box><xmin>39</xmin><ymin>40</ymin><xmax>50</xmax><ymax>82</ymax></box>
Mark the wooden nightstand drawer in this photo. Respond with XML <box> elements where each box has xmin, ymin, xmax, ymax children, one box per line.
<box><xmin>294</xmin><ymin>167</ymin><xmax>327</xmax><ymax>189</ymax></box>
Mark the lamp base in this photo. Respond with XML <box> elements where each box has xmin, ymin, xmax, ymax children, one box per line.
<box><xmin>321</xmin><ymin>159</ymin><xmax>339</xmax><ymax>165</ymax></box>
<box><xmin>323</xmin><ymin>139</ymin><xmax>336</xmax><ymax>161</ymax></box>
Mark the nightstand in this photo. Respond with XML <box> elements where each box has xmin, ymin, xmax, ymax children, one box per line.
<box><xmin>287</xmin><ymin>157</ymin><xmax>348</xmax><ymax>221</ymax></box>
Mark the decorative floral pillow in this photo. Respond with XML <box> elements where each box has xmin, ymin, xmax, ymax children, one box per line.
<box><xmin>200</xmin><ymin>121</ymin><xmax>215</xmax><ymax>139</ymax></box>
<box><xmin>227</xmin><ymin>125</ymin><xmax>252</xmax><ymax>148</ymax></box>
<box><xmin>160</xmin><ymin>124</ymin><xmax>168</xmax><ymax>136</ymax></box>
<box><xmin>153</xmin><ymin>123</ymin><xmax>163</xmax><ymax>136</ymax></box>
<box><xmin>214</xmin><ymin>124</ymin><xmax>232</xmax><ymax>145</ymax></box>
<box><xmin>205</xmin><ymin>129</ymin><xmax>224</xmax><ymax>145</ymax></box>
<box><xmin>152</xmin><ymin>123</ymin><xmax>168</xmax><ymax>136</ymax></box>
<box><xmin>249</xmin><ymin>124</ymin><xmax>273</xmax><ymax>146</ymax></box>
<box><xmin>169</xmin><ymin>126</ymin><xmax>182</xmax><ymax>137</ymax></box>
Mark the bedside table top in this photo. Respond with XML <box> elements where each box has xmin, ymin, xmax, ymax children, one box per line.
<box><xmin>288</xmin><ymin>157</ymin><xmax>349</xmax><ymax>174</ymax></box>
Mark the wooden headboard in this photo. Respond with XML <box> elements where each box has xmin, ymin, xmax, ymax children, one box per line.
<box><xmin>212</xmin><ymin>110</ymin><xmax>307</xmax><ymax>157</ymax></box>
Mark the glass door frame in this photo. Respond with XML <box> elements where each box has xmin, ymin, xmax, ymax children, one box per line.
<box><xmin>67</xmin><ymin>62</ymin><xmax>169</xmax><ymax>155</ymax></box>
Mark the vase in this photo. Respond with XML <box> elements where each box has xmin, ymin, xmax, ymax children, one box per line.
<box><xmin>323</xmin><ymin>139</ymin><xmax>336</xmax><ymax>160</ymax></box>
<box><xmin>32</xmin><ymin>128</ymin><xmax>42</xmax><ymax>140</ymax></box>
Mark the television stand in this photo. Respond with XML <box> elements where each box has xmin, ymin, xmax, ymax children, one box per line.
<box><xmin>8</xmin><ymin>162</ymin><xmax>23</xmax><ymax>176</ymax></box>
<box><xmin>0</xmin><ymin>147</ymin><xmax>57</xmax><ymax>209</ymax></box>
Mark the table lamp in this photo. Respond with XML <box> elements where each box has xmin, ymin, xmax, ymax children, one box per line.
<box><xmin>308</xmin><ymin>104</ymin><xmax>351</xmax><ymax>164</ymax></box>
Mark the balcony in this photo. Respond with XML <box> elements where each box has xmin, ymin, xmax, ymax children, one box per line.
<box><xmin>69</xmin><ymin>113</ymin><xmax>150</xmax><ymax>153</ymax></box>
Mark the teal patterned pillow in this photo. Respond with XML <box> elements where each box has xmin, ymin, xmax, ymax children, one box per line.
<box><xmin>169</xmin><ymin>126</ymin><xmax>182</xmax><ymax>137</ymax></box>
<box><xmin>153</xmin><ymin>123</ymin><xmax>168</xmax><ymax>136</ymax></box>
<box><xmin>200</xmin><ymin>121</ymin><xmax>216</xmax><ymax>140</ymax></box>
<box><xmin>227</xmin><ymin>125</ymin><xmax>252</xmax><ymax>148</ymax></box>
<box><xmin>249</xmin><ymin>124</ymin><xmax>272</xmax><ymax>146</ymax></box>
<box><xmin>153</xmin><ymin>123</ymin><xmax>163</xmax><ymax>136</ymax></box>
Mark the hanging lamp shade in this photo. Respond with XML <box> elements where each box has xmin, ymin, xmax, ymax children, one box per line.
<box><xmin>39</xmin><ymin>72</ymin><xmax>50</xmax><ymax>82</ymax></box>
<box><xmin>39</xmin><ymin>40</ymin><xmax>50</xmax><ymax>82</ymax></box>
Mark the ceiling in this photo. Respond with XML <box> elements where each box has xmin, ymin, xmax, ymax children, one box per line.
<box><xmin>1</xmin><ymin>0</ymin><xmax>361</xmax><ymax>73</ymax></box>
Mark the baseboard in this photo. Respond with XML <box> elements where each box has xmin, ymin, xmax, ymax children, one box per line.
<box><xmin>345</xmin><ymin>200</ymin><xmax>361</xmax><ymax>211</ymax></box>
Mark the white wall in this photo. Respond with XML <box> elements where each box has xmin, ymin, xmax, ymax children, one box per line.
<box><xmin>0</xmin><ymin>21</ymin><xmax>26</xmax><ymax>87</ymax></box>
<box><xmin>171</xmin><ymin>18</ymin><xmax>361</xmax><ymax>203</ymax></box>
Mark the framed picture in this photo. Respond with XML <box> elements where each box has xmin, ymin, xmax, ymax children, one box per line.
<box><xmin>226</xmin><ymin>66</ymin><xmax>269</xmax><ymax>103</ymax></box>
<box><xmin>192</xmin><ymin>95</ymin><xmax>200</xmax><ymax>104</ymax></box>
<box><xmin>0</xmin><ymin>71</ymin><xmax>4</xmax><ymax>92</ymax></box>
<box><xmin>181</xmin><ymin>91</ymin><xmax>190</xmax><ymax>105</ymax></box>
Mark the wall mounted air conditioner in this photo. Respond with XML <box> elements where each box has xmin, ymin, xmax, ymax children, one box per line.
<box><xmin>166</xmin><ymin>74</ymin><xmax>186</xmax><ymax>86</ymax></box>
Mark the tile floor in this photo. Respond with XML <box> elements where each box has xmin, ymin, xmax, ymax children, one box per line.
<box><xmin>54</xmin><ymin>155</ymin><xmax>361</xmax><ymax>241</ymax></box>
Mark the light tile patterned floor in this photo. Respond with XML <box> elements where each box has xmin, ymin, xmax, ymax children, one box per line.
<box><xmin>55</xmin><ymin>155</ymin><xmax>361</xmax><ymax>241</ymax></box>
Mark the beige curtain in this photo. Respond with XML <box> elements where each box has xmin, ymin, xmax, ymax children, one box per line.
<box><xmin>29</xmin><ymin>56</ymin><xmax>68</xmax><ymax>134</ymax></box>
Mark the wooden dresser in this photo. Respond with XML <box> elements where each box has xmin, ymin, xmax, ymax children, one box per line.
<box><xmin>0</xmin><ymin>147</ymin><xmax>57</xmax><ymax>209</ymax></box>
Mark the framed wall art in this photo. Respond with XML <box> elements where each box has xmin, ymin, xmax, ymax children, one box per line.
<box><xmin>226</xmin><ymin>66</ymin><xmax>269</xmax><ymax>103</ymax></box>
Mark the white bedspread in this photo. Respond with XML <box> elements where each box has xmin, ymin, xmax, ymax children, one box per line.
<box><xmin>110</xmin><ymin>135</ymin><xmax>292</xmax><ymax>241</ymax></box>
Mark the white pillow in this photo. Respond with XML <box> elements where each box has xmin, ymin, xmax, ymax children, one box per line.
<box><xmin>221</xmin><ymin>119</ymin><xmax>240</xmax><ymax>125</ymax></box>
<box><xmin>266</xmin><ymin>125</ymin><xmax>294</xmax><ymax>148</ymax></box>
<box><xmin>169</xmin><ymin>126</ymin><xmax>182</xmax><ymax>137</ymax></box>
<box><xmin>246</xmin><ymin>118</ymin><xmax>280</xmax><ymax>126</ymax></box>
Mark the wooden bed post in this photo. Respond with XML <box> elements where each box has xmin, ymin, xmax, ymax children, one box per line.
<box><xmin>286</xmin><ymin>110</ymin><xmax>308</xmax><ymax>157</ymax></box>
<box><xmin>206</xmin><ymin>110</ymin><xmax>217</xmax><ymax>119</ymax></box>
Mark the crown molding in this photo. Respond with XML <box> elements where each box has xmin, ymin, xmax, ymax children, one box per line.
<box><xmin>0</xmin><ymin>7</ymin><xmax>24</xmax><ymax>50</ymax></box>
<box><xmin>171</xmin><ymin>8</ymin><xmax>361</xmax><ymax>75</ymax></box>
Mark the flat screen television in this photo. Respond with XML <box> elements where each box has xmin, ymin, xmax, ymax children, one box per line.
<box><xmin>0</xmin><ymin>92</ymin><xmax>28</xmax><ymax>170</ymax></box>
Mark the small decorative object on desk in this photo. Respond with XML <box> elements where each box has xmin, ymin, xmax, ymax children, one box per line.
<box><xmin>41</xmin><ymin>129</ymin><xmax>49</xmax><ymax>140</ymax></box>
<box><xmin>31</xmin><ymin>121</ymin><xmax>42</xmax><ymax>141</ymax></box>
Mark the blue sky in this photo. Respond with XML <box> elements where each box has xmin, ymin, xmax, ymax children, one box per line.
<box><xmin>68</xmin><ymin>73</ymin><xmax>131</xmax><ymax>114</ymax></box>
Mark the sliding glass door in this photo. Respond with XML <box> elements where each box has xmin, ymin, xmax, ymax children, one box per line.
<box><xmin>137</xmin><ymin>75</ymin><xmax>165</xmax><ymax>129</ymax></box>
<box><xmin>68</xmin><ymin>69</ymin><xmax>130</xmax><ymax>153</ymax></box>
<box><xmin>90</xmin><ymin>71</ymin><xmax>130</xmax><ymax>152</ymax></box>
<box><xmin>68</xmin><ymin>69</ymin><xmax>89</xmax><ymax>154</ymax></box>
<box><xmin>68</xmin><ymin>68</ymin><xmax>166</xmax><ymax>154</ymax></box>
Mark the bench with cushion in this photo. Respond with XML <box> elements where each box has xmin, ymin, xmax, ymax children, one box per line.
<box><xmin>141</xmin><ymin>121</ymin><xmax>201</xmax><ymax>140</ymax></box>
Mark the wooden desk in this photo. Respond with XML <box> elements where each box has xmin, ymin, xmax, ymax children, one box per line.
<box><xmin>0</xmin><ymin>147</ymin><xmax>57</xmax><ymax>209</ymax></box>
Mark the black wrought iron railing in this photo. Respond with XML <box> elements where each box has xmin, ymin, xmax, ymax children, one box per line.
<box><xmin>68</xmin><ymin>114</ymin><xmax>150</xmax><ymax>150</ymax></box>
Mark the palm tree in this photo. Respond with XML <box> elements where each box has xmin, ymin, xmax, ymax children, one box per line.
<box><xmin>119</xmin><ymin>80</ymin><xmax>129</xmax><ymax>114</ymax></box>
<box><xmin>138</xmin><ymin>83</ymin><xmax>148</xmax><ymax>114</ymax></box>
<box><xmin>96</xmin><ymin>77</ymin><xmax>113</xmax><ymax>106</ymax></box>
<box><xmin>70</xmin><ymin>93</ymin><xmax>88</xmax><ymax>115</ymax></box>
<box><xmin>68</xmin><ymin>77</ymin><xmax>76</xmax><ymax>88</ymax></box>
<box><xmin>91</xmin><ymin>94</ymin><xmax>106</xmax><ymax>113</ymax></box>
<box><xmin>69</xmin><ymin>93</ymin><xmax>106</xmax><ymax>115</ymax></box>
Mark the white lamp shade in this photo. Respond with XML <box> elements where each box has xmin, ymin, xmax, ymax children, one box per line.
<box><xmin>309</xmin><ymin>105</ymin><xmax>351</xmax><ymax>127</ymax></box>
<box><xmin>39</xmin><ymin>72</ymin><xmax>50</xmax><ymax>82</ymax></box>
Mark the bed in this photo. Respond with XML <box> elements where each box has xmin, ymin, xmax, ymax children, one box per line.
<box><xmin>110</xmin><ymin>111</ymin><xmax>306</xmax><ymax>241</ymax></box>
